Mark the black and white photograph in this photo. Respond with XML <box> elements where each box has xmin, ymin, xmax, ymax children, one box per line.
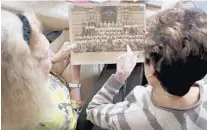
<box><xmin>70</xmin><ymin>3</ymin><xmax>146</xmax><ymax>53</ymax></box>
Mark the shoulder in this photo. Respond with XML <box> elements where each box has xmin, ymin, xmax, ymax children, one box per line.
<box><xmin>196</xmin><ymin>78</ymin><xmax>207</xmax><ymax>103</ymax></box>
<box><xmin>124</xmin><ymin>85</ymin><xmax>152</xmax><ymax>111</ymax></box>
<box><xmin>201</xmin><ymin>81</ymin><xmax>207</xmax><ymax>100</ymax></box>
<box><xmin>125</xmin><ymin>85</ymin><xmax>152</xmax><ymax>102</ymax></box>
<box><xmin>196</xmin><ymin>78</ymin><xmax>207</xmax><ymax>92</ymax></box>
<box><xmin>115</xmin><ymin>86</ymin><xmax>153</xmax><ymax>129</ymax></box>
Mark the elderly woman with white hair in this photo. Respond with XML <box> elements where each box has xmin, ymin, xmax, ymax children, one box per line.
<box><xmin>1</xmin><ymin>10</ymin><xmax>80</xmax><ymax>130</ymax></box>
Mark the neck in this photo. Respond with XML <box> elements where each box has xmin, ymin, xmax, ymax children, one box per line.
<box><xmin>151</xmin><ymin>82</ymin><xmax>200</xmax><ymax>109</ymax></box>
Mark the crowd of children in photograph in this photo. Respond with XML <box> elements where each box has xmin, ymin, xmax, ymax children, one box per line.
<box><xmin>73</xmin><ymin>21</ymin><xmax>145</xmax><ymax>53</ymax></box>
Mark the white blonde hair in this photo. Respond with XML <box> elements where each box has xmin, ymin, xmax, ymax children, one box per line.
<box><xmin>1</xmin><ymin>10</ymin><xmax>55</xmax><ymax>130</ymax></box>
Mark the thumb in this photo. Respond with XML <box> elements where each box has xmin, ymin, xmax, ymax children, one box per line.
<box><xmin>68</xmin><ymin>44</ymin><xmax>77</xmax><ymax>49</ymax></box>
<box><xmin>65</xmin><ymin>43</ymin><xmax>77</xmax><ymax>52</ymax></box>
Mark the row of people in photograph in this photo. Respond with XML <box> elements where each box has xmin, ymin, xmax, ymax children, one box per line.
<box><xmin>74</xmin><ymin>34</ymin><xmax>144</xmax><ymax>41</ymax></box>
<box><xmin>73</xmin><ymin>38</ymin><xmax>144</xmax><ymax>53</ymax></box>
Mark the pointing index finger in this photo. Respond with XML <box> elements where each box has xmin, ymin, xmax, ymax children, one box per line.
<box><xmin>126</xmin><ymin>44</ymin><xmax>132</xmax><ymax>53</ymax></box>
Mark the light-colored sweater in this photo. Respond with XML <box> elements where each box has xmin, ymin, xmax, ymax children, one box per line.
<box><xmin>87</xmin><ymin>74</ymin><xmax>207</xmax><ymax>130</ymax></box>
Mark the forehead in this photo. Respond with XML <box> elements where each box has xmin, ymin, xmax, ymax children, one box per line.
<box><xmin>26</xmin><ymin>18</ymin><xmax>49</xmax><ymax>59</ymax></box>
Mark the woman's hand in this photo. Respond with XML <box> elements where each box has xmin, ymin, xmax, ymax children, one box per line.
<box><xmin>114</xmin><ymin>45</ymin><xmax>138</xmax><ymax>83</ymax></box>
<box><xmin>51</xmin><ymin>42</ymin><xmax>77</xmax><ymax>63</ymax></box>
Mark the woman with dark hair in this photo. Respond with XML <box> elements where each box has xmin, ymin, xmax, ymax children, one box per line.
<box><xmin>86</xmin><ymin>7</ymin><xmax>207</xmax><ymax>130</ymax></box>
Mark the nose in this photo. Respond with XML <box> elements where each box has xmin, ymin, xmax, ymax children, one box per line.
<box><xmin>48</xmin><ymin>50</ymin><xmax>54</xmax><ymax>60</ymax></box>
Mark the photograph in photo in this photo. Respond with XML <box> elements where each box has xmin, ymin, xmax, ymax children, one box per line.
<box><xmin>70</xmin><ymin>3</ymin><xmax>145</xmax><ymax>53</ymax></box>
<box><xmin>69</xmin><ymin>3</ymin><xmax>146</xmax><ymax>64</ymax></box>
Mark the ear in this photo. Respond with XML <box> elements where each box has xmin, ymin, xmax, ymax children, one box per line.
<box><xmin>144</xmin><ymin>62</ymin><xmax>155</xmax><ymax>78</ymax></box>
<box><xmin>149</xmin><ymin>64</ymin><xmax>156</xmax><ymax>78</ymax></box>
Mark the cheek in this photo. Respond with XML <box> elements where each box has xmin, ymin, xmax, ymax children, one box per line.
<box><xmin>40</xmin><ymin>59</ymin><xmax>52</xmax><ymax>75</ymax></box>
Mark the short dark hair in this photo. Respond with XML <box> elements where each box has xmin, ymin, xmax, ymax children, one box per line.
<box><xmin>145</xmin><ymin>8</ymin><xmax>207</xmax><ymax>96</ymax></box>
